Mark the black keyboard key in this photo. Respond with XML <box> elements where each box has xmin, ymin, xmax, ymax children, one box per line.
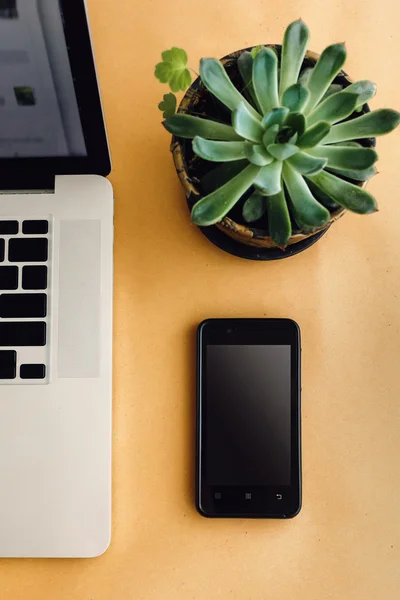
<box><xmin>0</xmin><ymin>221</ymin><xmax>18</xmax><ymax>235</ymax></box>
<box><xmin>0</xmin><ymin>350</ymin><xmax>16</xmax><ymax>379</ymax></box>
<box><xmin>22</xmin><ymin>220</ymin><xmax>49</xmax><ymax>235</ymax></box>
<box><xmin>0</xmin><ymin>322</ymin><xmax>46</xmax><ymax>346</ymax></box>
<box><xmin>0</xmin><ymin>266</ymin><xmax>18</xmax><ymax>290</ymax></box>
<box><xmin>0</xmin><ymin>239</ymin><xmax>4</xmax><ymax>262</ymax></box>
<box><xmin>9</xmin><ymin>238</ymin><xmax>48</xmax><ymax>262</ymax></box>
<box><xmin>20</xmin><ymin>364</ymin><xmax>46</xmax><ymax>379</ymax></box>
<box><xmin>0</xmin><ymin>293</ymin><xmax>47</xmax><ymax>318</ymax></box>
<box><xmin>22</xmin><ymin>265</ymin><xmax>47</xmax><ymax>290</ymax></box>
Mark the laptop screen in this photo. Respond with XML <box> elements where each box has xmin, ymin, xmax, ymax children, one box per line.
<box><xmin>0</xmin><ymin>0</ymin><xmax>87</xmax><ymax>158</ymax></box>
<box><xmin>0</xmin><ymin>0</ymin><xmax>110</xmax><ymax>183</ymax></box>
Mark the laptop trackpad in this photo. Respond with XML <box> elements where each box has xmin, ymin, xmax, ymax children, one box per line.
<box><xmin>57</xmin><ymin>220</ymin><xmax>101</xmax><ymax>378</ymax></box>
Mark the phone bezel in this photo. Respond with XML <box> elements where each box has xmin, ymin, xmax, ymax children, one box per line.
<box><xmin>196</xmin><ymin>318</ymin><xmax>301</xmax><ymax>518</ymax></box>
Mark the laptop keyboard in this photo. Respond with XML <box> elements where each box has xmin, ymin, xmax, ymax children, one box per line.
<box><xmin>0</xmin><ymin>219</ymin><xmax>50</xmax><ymax>384</ymax></box>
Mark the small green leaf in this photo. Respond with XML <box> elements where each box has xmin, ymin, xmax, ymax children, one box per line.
<box><xmin>252</xmin><ymin>47</ymin><xmax>279</xmax><ymax>114</ymax></box>
<box><xmin>307</xmin><ymin>170</ymin><xmax>378</xmax><ymax>214</ymax></box>
<box><xmin>342</xmin><ymin>80</ymin><xmax>376</xmax><ymax>108</ymax></box>
<box><xmin>192</xmin><ymin>137</ymin><xmax>247</xmax><ymax>162</ymax></box>
<box><xmin>200</xmin><ymin>58</ymin><xmax>261</xmax><ymax>119</ymax></box>
<box><xmin>163</xmin><ymin>114</ymin><xmax>243</xmax><ymax>140</ymax></box>
<box><xmin>284</xmin><ymin>112</ymin><xmax>306</xmax><ymax>137</ymax></box>
<box><xmin>326</xmin><ymin>165</ymin><xmax>377</xmax><ymax>181</ymax></box>
<box><xmin>242</xmin><ymin>192</ymin><xmax>268</xmax><ymax>222</ymax></box>
<box><xmin>267</xmin><ymin>143</ymin><xmax>299</xmax><ymax>161</ymax></box>
<box><xmin>279</xmin><ymin>20</ymin><xmax>310</xmax><ymax>99</ymax></box>
<box><xmin>200</xmin><ymin>160</ymin><xmax>248</xmax><ymax>194</ymax></box>
<box><xmin>323</xmin><ymin>109</ymin><xmax>400</xmax><ymax>144</ymax></box>
<box><xmin>287</xmin><ymin>151</ymin><xmax>327</xmax><ymax>175</ymax></box>
<box><xmin>250</xmin><ymin>45</ymin><xmax>264</xmax><ymax>59</ymax></box>
<box><xmin>244</xmin><ymin>142</ymin><xmax>274</xmax><ymax>166</ymax></box>
<box><xmin>298</xmin><ymin>122</ymin><xmax>331</xmax><ymax>147</ymax></box>
<box><xmin>267</xmin><ymin>190</ymin><xmax>292</xmax><ymax>248</ymax></box>
<box><xmin>155</xmin><ymin>47</ymin><xmax>191</xmax><ymax>92</ymax></box>
<box><xmin>304</xmin><ymin>43</ymin><xmax>347</xmax><ymax>113</ymax></box>
<box><xmin>232</xmin><ymin>102</ymin><xmax>264</xmax><ymax>143</ymax></box>
<box><xmin>283</xmin><ymin>162</ymin><xmax>330</xmax><ymax>228</ymax></box>
<box><xmin>281</xmin><ymin>84</ymin><xmax>310</xmax><ymax>112</ymax></box>
<box><xmin>262</xmin><ymin>125</ymin><xmax>279</xmax><ymax>147</ymax></box>
<box><xmin>309</xmin><ymin>145</ymin><xmax>378</xmax><ymax>169</ymax></box>
<box><xmin>254</xmin><ymin>161</ymin><xmax>283</xmax><ymax>195</ymax></box>
<box><xmin>237</xmin><ymin>52</ymin><xmax>261</xmax><ymax>111</ymax></box>
<box><xmin>307</xmin><ymin>91</ymin><xmax>358</xmax><ymax>126</ymax></box>
<box><xmin>262</xmin><ymin>108</ymin><xmax>290</xmax><ymax>128</ymax></box>
<box><xmin>158</xmin><ymin>93</ymin><xmax>177</xmax><ymax>118</ymax></box>
<box><xmin>191</xmin><ymin>164</ymin><xmax>261</xmax><ymax>225</ymax></box>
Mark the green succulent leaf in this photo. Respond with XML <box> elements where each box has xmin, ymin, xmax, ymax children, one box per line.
<box><xmin>306</xmin><ymin>178</ymin><xmax>340</xmax><ymax>210</ymax></box>
<box><xmin>267</xmin><ymin>143</ymin><xmax>299</xmax><ymax>161</ymax></box>
<box><xmin>261</xmin><ymin>107</ymin><xmax>289</xmax><ymax>128</ymax></box>
<box><xmin>242</xmin><ymin>192</ymin><xmax>268</xmax><ymax>222</ymax></box>
<box><xmin>307</xmin><ymin>91</ymin><xmax>358</xmax><ymax>126</ymax></box>
<box><xmin>283</xmin><ymin>162</ymin><xmax>330</xmax><ymax>228</ymax></box>
<box><xmin>158</xmin><ymin>93</ymin><xmax>177</xmax><ymax>118</ymax></box>
<box><xmin>298</xmin><ymin>67</ymin><xmax>312</xmax><ymax>86</ymax></box>
<box><xmin>281</xmin><ymin>84</ymin><xmax>310</xmax><ymax>112</ymax></box>
<box><xmin>304</xmin><ymin>43</ymin><xmax>347</xmax><ymax>113</ymax></box>
<box><xmin>232</xmin><ymin>102</ymin><xmax>264</xmax><ymax>143</ymax></box>
<box><xmin>321</xmin><ymin>83</ymin><xmax>343</xmax><ymax>100</ymax></box>
<box><xmin>192</xmin><ymin>137</ymin><xmax>247</xmax><ymax>162</ymax></box>
<box><xmin>254</xmin><ymin>160</ymin><xmax>283</xmax><ymax>195</ymax></box>
<box><xmin>163</xmin><ymin>114</ymin><xmax>243</xmax><ymax>140</ymax></box>
<box><xmin>262</xmin><ymin>125</ymin><xmax>279</xmax><ymax>147</ymax></box>
<box><xmin>252</xmin><ymin>47</ymin><xmax>280</xmax><ymax>114</ymax></box>
<box><xmin>279</xmin><ymin>20</ymin><xmax>310</xmax><ymax>99</ymax></box>
<box><xmin>237</xmin><ymin>52</ymin><xmax>261</xmax><ymax>111</ymax></box>
<box><xmin>267</xmin><ymin>190</ymin><xmax>292</xmax><ymax>248</ymax></box>
<box><xmin>323</xmin><ymin>109</ymin><xmax>400</xmax><ymax>143</ymax></box>
<box><xmin>326</xmin><ymin>165</ymin><xmax>377</xmax><ymax>181</ymax></box>
<box><xmin>341</xmin><ymin>80</ymin><xmax>377</xmax><ymax>108</ymax></box>
<box><xmin>275</xmin><ymin>126</ymin><xmax>297</xmax><ymax>144</ymax></box>
<box><xmin>307</xmin><ymin>170</ymin><xmax>378</xmax><ymax>213</ymax></box>
<box><xmin>331</xmin><ymin>141</ymin><xmax>362</xmax><ymax>148</ymax></box>
<box><xmin>200</xmin><ymin>58</ymin><xmax>261</xmax><ymax>120</ymax></box>
<box><xmin>250</xmin><ymin>45</ymin><xmax>264</xmax><ymax>59</ymax></box>
<box><xmin>191</xmin><ymin>164</ymin><xmax>261</xmax><ymax>226</ymax></box>
<box><xmin>244</xmin><ymin>142</ymin><xmax>274</xmax><ymax>166</ymax></box>
<box><xmin>298</xmin><ymin>121</ymin><xmax>331</xmax><ymax>147</ymax></box>
<box><xmin>200</xmin><ymin>160</ymin><xmax>248</xmax><ymax>194</ymax></box>
<box><xmin>309</xmin><ymin>145</ymin><xmax>378</xmax><ymax>169</ymax></box>
<box><xmin>155</xmin><ymin>48</ymin><xmax>191</xmax><ymax>92</ymax></box>
<box><xmin>287</xmin><ymin>151</ymin><xmax>327</xmax><ymax>175</ymax></box>
<box><xmin>284</xmin><ymin>112</ymin><xmax>306</xmax><ymax>136</ymax></box>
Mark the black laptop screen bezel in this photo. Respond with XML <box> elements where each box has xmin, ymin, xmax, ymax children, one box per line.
<box><xmin>0</xmin><ymin>0</ymin><xmax>110</xmax><ymax>185</ymax></box>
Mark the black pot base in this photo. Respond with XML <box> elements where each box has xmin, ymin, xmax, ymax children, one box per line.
<box><xmin>197</xmin><ymin>224</ymin><xmax>330</xmax><ymax>261</ymax></box>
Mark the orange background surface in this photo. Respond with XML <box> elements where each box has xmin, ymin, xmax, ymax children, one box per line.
<box><xmin>2</xmin><ymin>0</ymin><xmax>400</xmax><ymax>598</ymax></box>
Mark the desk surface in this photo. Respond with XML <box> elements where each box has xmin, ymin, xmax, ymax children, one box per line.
<box><xmin>3</xmin><ymin>0</ymin><xmax>400</xmax><ymax>598</ymax></box>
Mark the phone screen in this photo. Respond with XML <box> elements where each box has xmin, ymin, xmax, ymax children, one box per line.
<box><xmin>206</xmin><ymin>345</ymin><xmax>291</xmax><ymax>486</ymax></box>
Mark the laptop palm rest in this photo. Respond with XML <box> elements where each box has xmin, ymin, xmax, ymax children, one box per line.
<box><xmin>57</xmin><ymin>220</ymin><xmax>101</xmax><ymax>378</ymax></box>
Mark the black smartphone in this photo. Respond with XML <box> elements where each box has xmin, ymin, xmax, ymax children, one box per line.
<box><xmin>196</xmin><ymin>318</ymin><xmax>301</xmax><ymax>519</ymax></box>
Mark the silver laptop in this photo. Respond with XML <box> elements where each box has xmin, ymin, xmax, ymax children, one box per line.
<box><xmin>0</xmin><ymin>0</ymin><xmax>113</xmax><ymax>558</ymax></box>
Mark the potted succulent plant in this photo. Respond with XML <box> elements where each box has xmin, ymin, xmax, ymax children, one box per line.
<box><xmin>155</xmin><ymin>20</ymin><xmax>399</xmax><ymax>256</ymax></box>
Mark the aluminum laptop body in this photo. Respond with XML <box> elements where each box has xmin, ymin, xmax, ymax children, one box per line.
<box><xmin>0</xmin><ymin>0</ymin><xmax>113</xmax><ymax>558</ymax></box>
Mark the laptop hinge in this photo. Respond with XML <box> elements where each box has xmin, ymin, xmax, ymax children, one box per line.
<box><xmin>0</xmin><ymin>173</ymin><xmax>55</xmax><ymax>194</ymax></box>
